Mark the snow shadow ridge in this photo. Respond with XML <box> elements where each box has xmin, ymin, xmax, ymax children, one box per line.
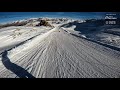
<box><xmin>1</xmin><ymin>50</ymin><xmax>35</xmax><ymax>78</ymax></box>
<box><xmin>71</xmin><ymin>33</ymin><xmax>120</xmax><ymax>52</ymax></box>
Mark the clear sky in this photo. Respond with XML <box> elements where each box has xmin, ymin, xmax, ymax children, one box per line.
<box><xmin>0</xmin><ymin>12</ymin><xmax>115</xmax><ymax>24</ymax></box>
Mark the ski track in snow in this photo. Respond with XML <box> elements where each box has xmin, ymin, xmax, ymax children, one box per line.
<box><xmin>0</xmin><ymin>26</ymin><xmax>120</xmax><ymax>78</ymax></box>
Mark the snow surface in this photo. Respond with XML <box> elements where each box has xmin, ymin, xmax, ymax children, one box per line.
<box><xmin>0</xmin><ymin>18</ymin><xmax>120</xmax><ymax>78</ymax></box>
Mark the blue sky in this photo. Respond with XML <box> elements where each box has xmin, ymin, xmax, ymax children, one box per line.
<box><xmin>0</xmin><ymin>12</ymin><xmax>114</xmax><ymax>24</ymax></box>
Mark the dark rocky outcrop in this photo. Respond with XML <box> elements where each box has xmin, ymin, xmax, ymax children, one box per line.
<box><xmin>36</xmin><ymin>20</ymin><xmax>54</xmax><ymax>27</ymax></box>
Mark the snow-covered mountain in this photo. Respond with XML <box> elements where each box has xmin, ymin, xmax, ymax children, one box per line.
<box><xmin>0</xmin><ymin>17</ymin><xmax>120</xmax><ymax>78</ymax></box>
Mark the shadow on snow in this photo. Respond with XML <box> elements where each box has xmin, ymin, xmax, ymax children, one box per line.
<box><xmin>1</xmin><ymin>50</ymin><xmax>35</xmax><ymax>78</ymax></box>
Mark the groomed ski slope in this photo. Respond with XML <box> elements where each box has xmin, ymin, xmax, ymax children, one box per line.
<box><xmin>0</xmin><ymin>26</ymin><xmax>120</xmax><ymax>78</ymax></box>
